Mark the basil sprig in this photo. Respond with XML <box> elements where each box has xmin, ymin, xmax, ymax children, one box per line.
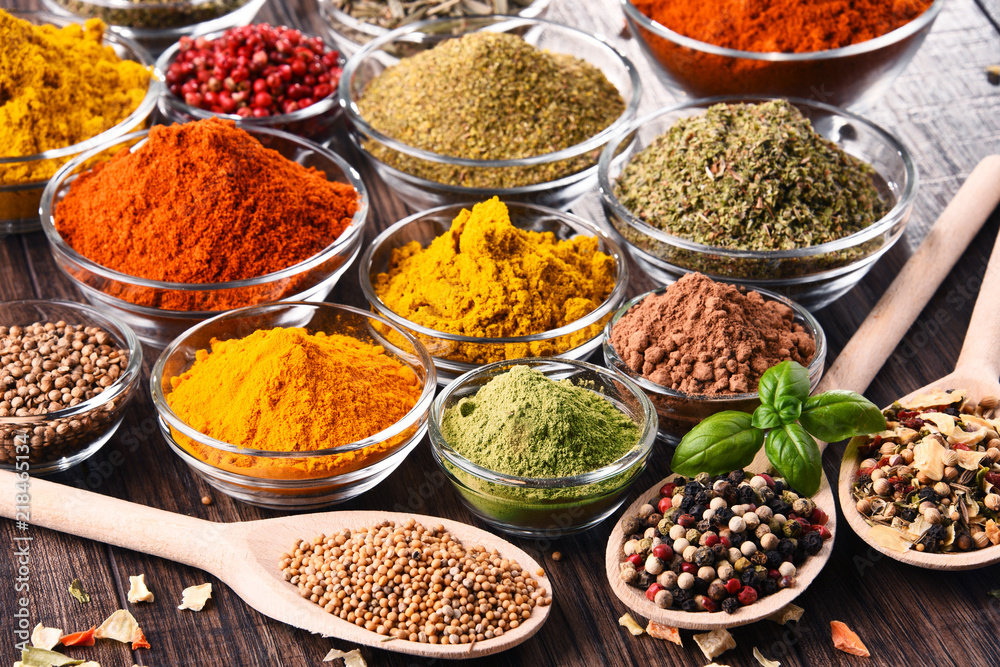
<box><xmin>671</xmin><ymin>361</ymin><xmax>885</xmax><ymax>496</ymax></box>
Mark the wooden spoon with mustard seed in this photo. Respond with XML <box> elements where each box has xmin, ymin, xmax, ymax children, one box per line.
<box><xmin>0</xmin><ymin>473</ymin><xmax>551</xmax><ymax>660</ymax></box>
<box><xmin>606</xmin><ymin>155</ymin><xmax>1000</xmax><ymax>629</ymax></box>
<box><xmin>839</xmin><ymin>169</ymin><xmax>1000</xmax><ymax>570</ymax></box>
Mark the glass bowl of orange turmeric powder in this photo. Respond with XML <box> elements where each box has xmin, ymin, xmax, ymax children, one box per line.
<box><xmin>621</xmin><ymin>0</ymin><xmax>945</xmax><ymax>109</ymax></box>
<box><xmin>360</xmin><ymin>199</ymin><xmax>630</xmax><ymax>386</ymax></box>
<box><xmin>0</xmin><ymin>11</ymin><xmax>158</xmax><ymax>236</ymax></box>
<box><xmin>151</xmin><ymin>302</ymin><xmax>436</xmax><ymax>510</ymax></box>
<box><xmin>40</xmin><ymin>122</ymin><xmax>369</xmax><ymax>348</ymax></box>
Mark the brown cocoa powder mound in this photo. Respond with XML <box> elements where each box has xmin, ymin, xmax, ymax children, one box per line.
<box><xmin>610</xmin><ymin>273</ymin><xmax>816</xmax><ymax>395</ymax></box>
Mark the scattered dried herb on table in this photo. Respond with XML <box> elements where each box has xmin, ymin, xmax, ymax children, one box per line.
<box><xmin>331</xmin><ymin>0</ymin><xmax>536</xmax><ymax>30</ymax></box>
<box><xmin>851</xmin><ymin>389</ymin><xmax>1000</xmax><ymax>554</ymax></box>
<box><xmin>359</xmin><ymin>31</ymin><xmax>624</xmax><ymax>188</ymax></box>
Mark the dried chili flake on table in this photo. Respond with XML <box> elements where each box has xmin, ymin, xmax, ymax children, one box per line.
<box><xmin>830</xmin><ymin>620</ymin><xmax>870</xmax><ymax>657</ymax></box>
<box><xmin>60</xmin><ymin>626</ymin><xmax>96</xmax><ymax>647</ymax></box>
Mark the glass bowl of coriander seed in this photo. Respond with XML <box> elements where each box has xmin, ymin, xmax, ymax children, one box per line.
<box><xmin>339</xmin><ymin>15</ymin><xmax>641</xmax><ymax>211</ymax></box>
<box><xmin>320</xmin><ymin>0</ymin><xmax>551</xmax><ymax>57</ymax></box>
<box><xmin>0</xmin><ymin>300</ymin><xmax>142</xmax><ymax>475</ymax></box>
<box><xmin>599</xmin><ymin>96</ymin><xmax>918</xmax><ymax>311</ymax></box>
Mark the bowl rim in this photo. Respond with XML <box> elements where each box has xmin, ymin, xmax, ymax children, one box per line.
<box><xmin>0</xmin><ymin>11</ymin><xmax>158</xmax><ymax>171</ymax></box>
<box><xmin>598</xmin><ymin>95</ymin><xmax>919</xmax><ymax>260</ymax></box>
<box><xmin>39</xmin><ymin>125</ymin><xmax>369</xmax><ymax>292</ymax></box>
<box><xmin>602</xmin><ymin>283</ymin><xmax>827</xmax><ymax>402</ymax></box>
<box><xmin>0</xmin><ymin>299</ymin><xmax>143</xmax><ymax>424</ymax></box>
<box><xmin>154</xmin><ymin>26</ymin><xmax>344</xmax><ymax>125</ymax></box>
<box><xmin>322</xmin><ymin>0</ymin><xmax>552</xmax><ymax>45</ymax></box>
<box><xmin>429</xmin><ymin>357</ymin><xmax>658</xmax><ymax>488</ymax></box>
<box><xmin>621</xmin><ymin>0</ymin><xmax>946</xmax><ymax>61</ymax></box>
<box><xmin>149</xmin><ymin>301</ymin><xmax>438</xmax><ymax>459</ymax></box>
<box><xmin>359</xmin><ymin>200</ymin><xmax>630</xmax><ymax>345</ymax></box>
<box><xmin>339</xmin><ymin>14</ymin><xmax>643</xmax><ymax>169</ymax></box>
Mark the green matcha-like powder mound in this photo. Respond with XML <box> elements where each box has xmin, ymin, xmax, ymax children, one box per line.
<box><xmin>441</xmin><ymin>365</ymin><xmax>641</xmax><ymax>478</ymax></box>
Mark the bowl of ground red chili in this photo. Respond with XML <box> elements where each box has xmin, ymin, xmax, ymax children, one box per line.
<box><xmin>40</xmin><ymin>118</ymin><xmax>368</xmax><ymax>347</ymax></box>
<box><xmin>622</xmin><ymin>0</ymin><xmax>944</xmax><ymax>109</ymax></box>
<box><xmin>155</xmin><ymin>24</ymin><xmax>345</xmax><ymax>141</ymax></box>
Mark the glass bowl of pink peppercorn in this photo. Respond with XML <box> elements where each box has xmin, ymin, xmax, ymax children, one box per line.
<box><xmin>155</xmin><ymin>24</ymin><xmax>345</xmax><ymax>141</ymax></box>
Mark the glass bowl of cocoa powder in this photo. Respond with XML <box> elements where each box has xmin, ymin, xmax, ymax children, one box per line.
<box><xmin>602</xmin><ymin>279</ymin><xmax>826</xmax><ymax>444</ymax></box>
<box><xmin>0</xmin><ymin>299</ymin><xmax>142</xmax><ymax>475</ymax></box>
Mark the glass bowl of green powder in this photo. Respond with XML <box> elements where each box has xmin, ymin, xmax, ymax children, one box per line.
<box><xmin>429</xmin><ymin>359</ymin><xmax>658</xmax><ymax>538</ymax></box>
<box><xmin>340</xmin><ymin>15</ymin><xmax>642</xmax><ymax>211</ymax></box>
<box><xmin>599</xmin><ymin>97</ymin><xmax>918</xmax><ymax>311</ymax></box>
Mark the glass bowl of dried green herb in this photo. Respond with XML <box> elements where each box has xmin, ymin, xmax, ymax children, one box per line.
<box><xmin>621</xmin><ymin>0</ymin><xmax>945</xmax><ymax>110</ymax></box>
<box><xmin>320</xmin><ymin>0</ymin><xmax>551</xmax><ymax>57</ymax></box>
<box><xmin>599</xmin><ymin>97</ymin><xmax>918</xmax><ymax>311</ymax></box>
<box><xmin>340</xmin><ymin>15</ymin><xmax>641</xmax><ymax>211</ymax></box>
<box><xmin>429</xmin><ymin>358</ymin><xmax>658</xmax><ymax>538</ymax></box>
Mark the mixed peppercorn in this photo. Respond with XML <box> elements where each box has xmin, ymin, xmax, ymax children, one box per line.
<box><xmin>617</xmin><ymin>469</ymin><xmax>831</xmax><ymax>614</ymax></box>
<box><xmin>851</xmin><ymin>390</ymin><xmax>1000</xmax><ymax>553</ymax></box>
<box><xmin>164</xmin><ymin>24</ymin><xmax>342</xmax><ymax>118</ymax></box>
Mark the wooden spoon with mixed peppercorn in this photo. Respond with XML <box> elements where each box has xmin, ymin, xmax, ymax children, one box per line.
<box><xmin>839</xmin><ymin>159</ymin><xmax>1000</xmax><ymax>570</ymax></box>
<box><xmin>606</xmin><ymin>156</ymin><xmax>1000</xmax><ymax>629</ymax></box>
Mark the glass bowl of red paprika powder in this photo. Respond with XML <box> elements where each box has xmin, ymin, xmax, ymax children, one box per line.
<box><xmin>150</xmin><ymin>302</ymin><xmax>436</xmax><ymax>510</ymax></box>
<box><xmin>0</xmin><ymin>11</ymin><xmax>158</xmax><ymax>236</ymax></box>
<box><xmin>340</xmin><ymin>15</ymin><xmax>642</xmax><ymax>212</ymax></box>
<box><xmin>621</xmin><ymin>0</ymin><xmax>945</xmax><ymax>109</ymax></box>
<box><xmin>40</xmin><ymin>125</ymin><xmax>369</xmax><ymax>348</ymax></box>
<box><xmin>154</xmin><ymin>25</ymin><xmax>345</xmax><ymax>142</ymax></box>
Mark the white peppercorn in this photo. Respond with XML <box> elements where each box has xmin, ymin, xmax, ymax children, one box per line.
<box><xmin>677</xmin><ymin>572</ymin><xmax>695</xmax><ymax>590</ymax></box>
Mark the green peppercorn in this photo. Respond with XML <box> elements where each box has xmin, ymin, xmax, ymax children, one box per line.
<box><xmin>792</xmin><ymin>498</ymin><xmax>816</xmax><ymax>517</ymax></box>
<box><xmin>686</xmin><ymin>528</ymin><xmax>702</xmax><ymax>544</ymax></box>
<box><xmin>657</xmin><ymin>517</ymin><xmax>672</xmax><ymax>536</ymax></box>
<box><xmin>782</xmin><ymin>520</ymin><xmax>803</xmax><ymax>539</ymax></box>
<box><xmin>734</xmin><ymin>557</ymin><xmax>751</xmax><ymax>573</ymax></box>
<box><xmin>750</xmin><ymin>552</ymin><xmax>768</xmax><ymax>567</ymax></box>
<box><xmin>637</xmin><ymin>538</ymin><xmax>653</xmax><ymax>555</ymax></box>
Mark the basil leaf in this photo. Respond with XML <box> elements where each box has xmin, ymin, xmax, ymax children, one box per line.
<box><xmin>798</xmin><ymin>390</ymin><xmax>887</xmax><ymax>443</ymax></box>
<box><xmin>758</xmin><ymin>361</ymin><xmax>810</xmax><ymax>408</ymax></box>
<box><xmin>776</xmin><ymin>395</ymin><xmax>802</xmax><ymax>424</ymax></box>
<box><xmin>765</xmin><ymin>423</ymin><xmax>822</xmax><ymax>497</ymax></box>
<box><xmin>672</xmin><ymin>411</ymin><xmax>764</xmax><ymax>477</ymax></box>
<box><xmin>752</xmin><ymin>404</ymin><xmax>782</xmax><ymax>430</ymax></box>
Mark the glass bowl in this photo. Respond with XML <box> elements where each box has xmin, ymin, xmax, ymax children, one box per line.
<box><xmin>40</xmin><ymin>125</ymin><xmax>368</xmax><ymax>348</ymax></box>
<box><xmin>150</xmin><ymin>302</ymin><xmax>436</xmax><ymax>510</ymax></box>
<box><xmin>154</xmin><ymin>28</ymin><xmax>344</xmax><ymax>141</ymax></box>
<box><xmin>42</xmin><ymin>0</ymin><xmax>269</xmax><ymax>55</ymax></box>
<box><xmin>320</xmin><ymin>0</ymin><xmax>551</xmax><ymax>57</ymax></box>
<box><xmin>360</xmin><ymin>201</ymin><xmax>630</xmax><ymax>385</ymax></box>
<box><xmin>603</xmin><ymin>285</ymin><xmax>826</xmax><ymax>445</ymax></box>
<box><xmin>429</xmin><ymin>358</ymin><xmax>657</xmax><ymax>538</ymax></box>
<box><xmin>0</xmin><ymin>11</ymin><xmax>157</xmax><ymax>236</ymax></box>
<box><xmin>0</xmin><ymin>300</ymin><xmax>143</xmax><ymax>475</ymax></box>
<box><xmin>339</xmin><ymin>15</ymin><xmax>641</xmax><ymax>211</ymax></box>
<box><xmin>599</xmin><ymin>96</ymin><xmax>918</xmax><ymax>311</ymax></box>
<box><xmin>621</xmin><ymin>0</ymin><xmax>945</xmax><ymax>109</ymax></box>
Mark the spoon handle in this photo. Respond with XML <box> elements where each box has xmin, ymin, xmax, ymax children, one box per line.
<box><xmin>817</xmin><ymin>155</ymin><xmax>1000</xmax><ymax>397</ymax></box>
<box><xmin>956</xmin><ymin>212</ymin><xmax>1000</xmax><ymax>378</ymax></box>
<box><xmin>0</xmin><ymin>470</ymin><xmax>225</xmax><ymax>572</ymax></box>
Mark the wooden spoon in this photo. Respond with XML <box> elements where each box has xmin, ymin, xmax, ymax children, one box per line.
<box><xmin>839</xmin><ymin>182</ymin><xmax>1000</xmax><ymax>570</ymax></box>
<box><xmin>0</xmin><ymin>473</ymin><xmax>551</xmax><ymax>660</ymax></box>
<box><xmin>606</xmin><ymin>155</ymin><xmax>1000</xmax><ymax>629</ymax></box>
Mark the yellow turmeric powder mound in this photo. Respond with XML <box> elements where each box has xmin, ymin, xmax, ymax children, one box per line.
<box><xmin>374</xmin><ymin>197</ymin><xmax>617</xmax><ymax>364</ymax></box>
<box><xmin>166</xmin><ymin>327</ymin><xmax>424</xmax><ymax>479</ymax></box>
<box><xmin>0</xmin><ymin>11</ymin><xmax>151</xmax><ymax>185</ymax></box>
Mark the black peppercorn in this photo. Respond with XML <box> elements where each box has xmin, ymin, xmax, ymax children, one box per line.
<box><xmin>750</xmin><ymin>552</ymin><xmax>768</xmax><ymax>567</ymax></box>
<box><xmin>685</xmin><ymin>481</ymin><xmax>703</xmax><ymax>495</ymax></box>
<box><xmin>802</xmin><ymin>531</ymin><xmax>823</xmax><ymax>555</ymax></box>
<box><xmin>690</xmin><ymin>505</ymin><xmax>706</xmax><ymax>520</ymax></box>
<box><xmin>899</xmin><ymin>506</ymin><xmax>918</xmax><ymax>522</ymax></box>
<box><xmin>680</xmin><ymin>496</ymin><xmax>695</xmax><ymax>512</ymax></box>
<box><xmin>729</xmin><ymin>470</ymin><xmax>746</xmax><ymax>485</ymax></box>
<box><xmin>681</xmin><ymin>599</ymin><xmax>699</xmax><ymax>612</ymax></box>
<box><xmin>694</xmin><ymin>490</ymin><xmax>710</xmax><ymax>506</ymax></box>
<box><xmin>694</xmin><ymin>546</ymin><xmax>715</xmax><ymax>567</ymax></box>
<box><xmin>729</xmin><ymin>531</ymin><xmax>745</xmax><ymax>547</ymax></box>
<box><xmin>760</xmin><ymin>578</ymin><xmax>778</xmax><ymax>596</ymax></box>
<box><xmin>918</xmin><ymin>487</ymin><xmax>940</xmax><ymax>503</ymax></box>
<box><xmin>638</xmin><ymin>570</ymin><xmax>655</xmax><ymax>587</ymax></box>
<box><xmin>716</xmin><ymin>507</ymin><xmax>734</xmax><ymax>522</ymax></box>
<box><xmin>722</xmin><ymin>597</ymin><xmax>740</xmax><ymax>614</ymax></box>
<box><xmin>673</xmin><ymin>588</ymin><xmax>692</xmax><ymax>604</ymax></box>
<box><xmin>765</xmin><ymin>550</ymin><xmax>783</xmax><ymax>569</ymax></box>
<box><xmin>696</xmin><ymin>518</ymin><xmax>712</xmax><ymax>533</ymax></box>
<box><xmin>711</xmin><ymin>543</ymin><xmax>728</xmax><ymax>560</ymax></box>
<box><xmin>737</xmin><ymin>486</ymin><xmax>756</xmax><ymax>504</ymax></box>
<box><xmin>758</xmin><ymin>487</ymin><xmax>776</xmax><ymax>503</ymax></box>
<box><xmin>777</xmin><ymin>539</ymin><xmax>796</xmax><ymax>558</ymax></box>
<box><xmin>740</xmin><ymin>569</ymin><xmax>761</xmax><ymax>588</ymax></box>
<box><xmin>773</xmin><ymin>480</ymin><xmax>785</xmax><ymax>494</ymax></box>
<box><xmin>670</xmin><ymin>558</ymin><xmax>685</xmax><ymax>574</ymax></box>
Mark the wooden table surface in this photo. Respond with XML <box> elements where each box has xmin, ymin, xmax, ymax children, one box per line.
<box><xmin>3</xmin><ymin>0</ymin><xmax>1000</xmax><ymax>665</ymax></box>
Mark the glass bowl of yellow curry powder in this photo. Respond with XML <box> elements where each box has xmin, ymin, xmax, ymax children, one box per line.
<box><xmin>151</xmin><ymin>302</ymin><xmax>436</xmax><ymax>510</ymax></box>
<box><xmin>360</xmin><ymin>198</ymin><xmax>630</xmax><ymax>385</ymax></box>
<box><xmin>0</xmin><ymin>11</ymin><xmax>157</xmax><ymax>235</ymax></box>
<box><xmin>429</xmin><ymin>358</ymin><xmax>657</xmax><ymax>538</ymax></box>
<box><xmin>339</xmin><ymin>15</ymin><xmax>642</xmax><ymax>211</ymax></box>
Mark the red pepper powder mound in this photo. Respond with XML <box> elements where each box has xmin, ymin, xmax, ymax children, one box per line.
<box><xmin>634</xmin><ymin>0</ymin><xmax>934</xmax><ymax>54</ymax></box>
<box><xmin>610</xmin><ymin>273</ymin><xmax>815</xmax><ymax>395</ymax></box>
<box><xmin>54</xmin><ymin>117</ymin><xmax>358</xmax><ymax>284</ymax></box>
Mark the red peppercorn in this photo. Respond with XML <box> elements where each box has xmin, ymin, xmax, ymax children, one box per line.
<box><xmin>627</xmin><ymin>554</ymin><xmax>643</xmax><ymax>566</ymax></box>
<box><xmin>724</xmin><ymin>578</ymin><xmax>741</xmax><ymax>594</ymax></box>
<box><xmin>810</xmin><ymin>508</ymin><xmax>829</xmax><ymax>525</ymax></box>
<box><xmin>657</xmin><ymin>497</ymin><xmax>672</xmax><ymax>515</ymax></box>
<box><xmin>652</xmin><ymin>544</ymin><xmax>673</xmax><ymax>561</ymax></box>
<box><xmin>253</xmin><ymin>92</ymin><xmax>273</xmax><ymax>109</ymax></box>
<box><xmin>759</xmin><ymin>473</ymin><xmax>775</xmax><ymax>489</ymax></box>
<box><xmin>681</xmin><ymin>562</ymin><xmax>697</xmax><ymax>574</ymax></box>
<box><xmin>677</xmin><ymin>514</ymin><xmax>696</xmax><ymax>528</ymax></box>
<box><xmin>737</xmin><ymin>586</ymin><xmax>758</xmax><ymax>605</ymax></box>
<box><xmin>645</xmin><ymin>583</ymin><xmax>663</xmax><ymax>602</ymax></box>
<box><xmin>699</xmin><ymin>596</ymin><xmax>718</xmax><ymax>613</ymax></box>
<box><xmin>719</xmin><ymin>535</ymin><xmax>731</xmax><ymax>548</ymax></box>
<box><xmin>659</xmin><ymin>483</ymin><xmax>676</xmax><ymax>498</ymax></box>
<box><xmin>767</xmin><ymin>568</ymin><xmax>781</xmax><ymax>580</ymax></box>
<box><xmin>815</xmin><ymin>526</ymin><xmax>832</xmax><ymax>540</ymax></box>
<box><xmin>703</xmin><ymin>534</ymin><xmax>719</xmax><ymax>548</ymax></box>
